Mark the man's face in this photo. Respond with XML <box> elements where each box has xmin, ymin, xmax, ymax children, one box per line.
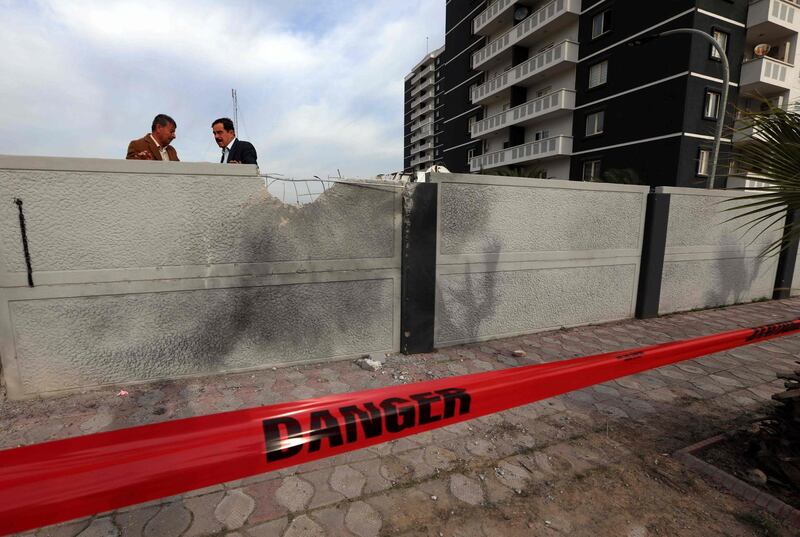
<box><xmin>213</xmin><ymin>123</ymin><xmax>236</xmax><ymax>148</ymax></box>
<box><xmin>153</xmin><ymin>123</ymin><xmax>176</xmax><ymax>146</ymax></box>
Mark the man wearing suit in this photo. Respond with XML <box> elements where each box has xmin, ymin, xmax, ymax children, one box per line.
<box><xmin>126</xmin><ymin>114</ymin><xmax>179</xmax><ymax>161</ymax></box>
<box><xmin>212</xmin><ymin>117</ymin><xmax>258</xmax><ymax>165</ymax></box>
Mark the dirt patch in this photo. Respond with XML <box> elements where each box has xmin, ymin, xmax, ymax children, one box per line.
<box><xmin>697</xmin><ymin>429</ymin><xmax>800</xmax><ymax>510</ymax></box>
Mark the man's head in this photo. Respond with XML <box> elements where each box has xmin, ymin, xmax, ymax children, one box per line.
<box><xmin>151</xmin><ymin>114</ymin><xmax>177</xmax><ymax>147</ymax></box>
<box><xmin>212</xmin><ymin>117</ymin><xmax>236</xmax><ymax>148</ymax></box>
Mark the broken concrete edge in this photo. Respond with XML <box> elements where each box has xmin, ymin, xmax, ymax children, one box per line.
<box><xmin>674</xmin><ymin>435</ymin><xmax>800</xmax><ymax>528</ymax></box>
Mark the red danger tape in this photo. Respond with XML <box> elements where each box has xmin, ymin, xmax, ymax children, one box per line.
<box><xmin>1</xmin><ymin>318</ymin><xmax>799</xmax><ymax>534</ymax></box>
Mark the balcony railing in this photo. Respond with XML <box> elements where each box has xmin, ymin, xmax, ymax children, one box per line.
<box><xmin>411</xmin><ymin>153</ymin><xmax>432</xmax><ymax>167</ymax></box>
<box><xmin>410</xmin><ymin>103</ymin><xmax>435</xmax><ymax>120</ymax></box>
<box><xmin>413</xmin><ymin>141</ymin><xmax>434</xmax><ymax>154</ymax></box>
<box><xmin>472</xmin><ymin>0</ymin><xmax>580</xmax><ymax>70</ymax></box>
<box><xmin>410</xmin><ymin>65</ymin><xmax>435</xmax><ymax>86</ymax></box>
<box><xmin>410</xmin><ymin>76</ymin><xmax>435</xmax><ymax>98</ymax></box>
<box><xmin>471</xmin><ymin>41</ymin><xmax>579</xmax><ymax>104</ymax></box>
<box><xmin>469</xmin><ymin>136</ymin><xmax>572</xmax><ymax>172</ymax></box>
<box><xmin>473</xmin><ymin>0</ymin><xmax>515</xmax><ymax>35</ymax></box>
<box><xmin>471</xmin><ymin>89</ymin><xmax>575</xmax><ymax>138</ymax></box>
<box><xmin>410</xmin><ymin>91</ymin><xmax>434</xmax><ymax>109</ymax></box>
<box><xmin>747</xmin><ymin>0</ymin><xmax>799</xmax><ymax>32</ymax></box>
<box><xmin>740</xmin><ymin>56</ymin><xmax>794</xmax><ymax>93</ymax></box>
<box><xmin>411</xmin><ymin>124</ymin><xmax>434</xmax><ymax>143</ymax></box>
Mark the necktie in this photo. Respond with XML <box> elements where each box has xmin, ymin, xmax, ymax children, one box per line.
<box><xmin>220</xmin><ymin>148</ymin><xmax>226</xmax><ymax>163</ymax></box>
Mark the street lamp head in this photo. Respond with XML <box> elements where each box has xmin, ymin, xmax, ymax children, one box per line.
<box><xmin>626</xmin><ymin>33</ymin><xmax>661</xmax><ymax>47</ymax></box>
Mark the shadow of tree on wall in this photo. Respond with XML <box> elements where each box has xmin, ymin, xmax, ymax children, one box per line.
<box><xmin>435</xmin><ymin>182</ymin><xmax>499</xmax><ymax>345</ymax></box>
<box><xmin>704</xmin><ymin>246</ymin><xmax>772</xmax><ymax>310</ymax></box>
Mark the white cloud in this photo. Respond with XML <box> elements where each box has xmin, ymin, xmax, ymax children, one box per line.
<box><xmin>0</xmin><ymin>0</ymin><xmax>445</xmax><ymax>175</ymax></box>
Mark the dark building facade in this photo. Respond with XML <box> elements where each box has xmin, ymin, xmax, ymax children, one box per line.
<box><xmin>429</xmin><ymin>0</ymin><xmax>791</xmax><ymax>187</ymax></box>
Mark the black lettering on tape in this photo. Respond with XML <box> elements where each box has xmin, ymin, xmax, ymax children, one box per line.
<box><xmin>436</xmin><ymin>388</ymin><xmax>471</xmax><ymax>418</ymax></box>
<box><xmin>381</xmin><ymin>397</ymin><xmax>416</xmax><ymax>433</ymax></box>
<box><xmin>339</xmin><ymin>403</ymin><xmax>382</xmax><ymax>442</ymax></box>
<box><xmin>261</xmin><ymin>387</ymin><xmax>473</xmax><ymax>463</ymax></box>
<box><xmin>263</xmin><ymin>417</ymin><xmax>303</xmax><ymax>462</ymax></box>
<box><xmin>308</xmin><ymin>410</ymin><xmax>345</xmax><ymax>452</ymax></box>
<box><xmin>746</xmin><ymin>321</ymin><xmax>797</xmax><ymax>342</ymax></box>
<box><xmin>410</xmin><ymin>392</ymin><xmax>442</xmax><ymax>425</ymax></box>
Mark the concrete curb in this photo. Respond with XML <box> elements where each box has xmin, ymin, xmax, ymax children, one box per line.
<box><xmin>675</xmin><ymin>434</ymin><xmax>800</xmax><ymax>528</ymax></box>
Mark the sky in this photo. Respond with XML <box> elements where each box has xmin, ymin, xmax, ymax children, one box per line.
<box><xmin>0</xmin><ymin>0</ymin><xmax>445</xmax><ymax>178</ymax></box>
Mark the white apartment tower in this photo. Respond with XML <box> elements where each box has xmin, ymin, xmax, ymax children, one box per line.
<box><xmin>404</xmin><ymin>46</ymin><xmax>445</xmax><ymax>173</ymax></box>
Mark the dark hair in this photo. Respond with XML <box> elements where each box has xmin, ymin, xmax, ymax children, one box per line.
<box><xmin>151</xmin><ymin>114</ymin><xmax>176</xmax><ymax>131</ymax></box>
<box><xmin>212</xmin><ymin>117</ymin><xmax>235</xmax><ymax>132</ymax></box>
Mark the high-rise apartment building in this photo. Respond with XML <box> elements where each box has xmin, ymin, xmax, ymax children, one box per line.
<box><xmin>404</xmin><ymin>47</ymin><xmax>445</xmax><ymax>173</ymax></box>
<box><xmin>430</xmin><ymin>0</ymin><xmax>800</xmax><ymax>188</ymax></box>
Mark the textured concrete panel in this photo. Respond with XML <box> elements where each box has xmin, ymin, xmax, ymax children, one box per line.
<box><xmin>10</xmin><ymin>279</ymin><xmax>394</xmax><ymax>395</ymax></box>
<box><xmin>659</xmin><ymin>257</ymin><xmax>777</xmax><ymax>315</ymax></box>
<box><xmin>664</xmin><ymin>192</ymin><xmax>782</xmax><ymax>250</ymax></box>
<box><xmin>0</xmin><ymin>171</ymin><xmax>395</xmax><ymax>273</ymax></box>
<box><xmin>439</xmin><ymin>182</ymin><xmax>644</xmax><ymax>255</ymax></box>
<box><xmin>658</xmin><ymin>188</ymin><xmax>783</xmax><ymax>314</ymax></box>
<box><xmin>435</xmin><ymin>264</ymin><xmax>637</xmax><ymax>346</ymax></box>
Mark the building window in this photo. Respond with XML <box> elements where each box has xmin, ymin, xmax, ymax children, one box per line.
<box><xmin>703</xmin><ymin>90</ymin><xmax>721</xmax><ymax>119</ymax></box>
<box><xmin>588</xmin><ymin>60</ymin><xmax>608</xmax><ymax>88</ymax></box>
<box><xmin>535</xmin><ymin>86</ymin><xmax>552</xmax><ymax>98</ymax></box>
<box><xmin>586</xmin><ymin>111</ymin><xmax>605</xmax><ymax>136</ymax></box>
<box><xmin>467</xmin><ymin>149</ymin><xmax>475</xmax><ymax>165</ymax></box>
<box><xmin>468</xmin><ymin>116</ymin><xmax>476</xmax><ymax>134</ymax></box>
<box><xmin>697</xmin><ymin>148</ymin><xmax>711</xmax><ymax>177</ymax></box>
<box><xmin>533</xmin><ymin>130</ymin><xmax>550</xmax><ymax>141</ymax></box>
<box><xmin>582</xmin><ymin>160</ymin><xmax>602</xmax><ymax>181</ymax></box>
<box><xmin>710</xmin><ymin>30</ymin><xmax>729</xmax><ymax>60</ymax></box>
<box><xmin>592</xmin><ymin>10</ymin><xmax>612</xmax><ymax>39</ymax></box>
<box><xmin>535</xmin><ymin>169</ymin><xmax>547</xmax><ymax>179</ymax></box>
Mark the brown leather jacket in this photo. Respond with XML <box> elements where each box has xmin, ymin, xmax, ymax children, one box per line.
<box><xmin>126</xmin><ymin>134</ymin><xmax>179</xmax><ymax>161</ymax></box>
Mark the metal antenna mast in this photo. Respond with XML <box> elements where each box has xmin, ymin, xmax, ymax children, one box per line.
<box><xmin>231</xmin><ymin>89</ymin><xmax>239</xmax><ymax>132</ymax></box>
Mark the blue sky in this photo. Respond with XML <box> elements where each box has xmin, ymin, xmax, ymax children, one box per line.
<box><xmin>0</xmin><ymin>0</ymin><xmax>445</xmax><ymax>177</ymax></box>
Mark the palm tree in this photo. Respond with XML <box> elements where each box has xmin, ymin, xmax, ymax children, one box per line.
<box><xmin>726</xmin><ymin>102</ymin><xmax>800</xmax><ymax>496</ymax></box>
<box><xmin>728</xmin><ymin>101</ymin><xmax>800</xmax><ymax>256</ymax></box>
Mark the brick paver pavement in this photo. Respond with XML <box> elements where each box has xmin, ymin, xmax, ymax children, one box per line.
<box><xmin>3</xmin><ymin>298</ymin><xmax>800</xmax><ymax>536</ymax></box>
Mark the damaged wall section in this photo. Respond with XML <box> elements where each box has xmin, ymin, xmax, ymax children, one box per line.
<box><xmin>0</xmin><ymin>156</ymin><xmax>401</xmax><ymax>398</ymax></box>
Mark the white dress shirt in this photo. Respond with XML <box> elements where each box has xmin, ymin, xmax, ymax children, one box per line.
<box><xmin>222</xmin><ymin>138</ymin><xmax>237</xmax><ymax>163</ymax></box>
<box><xmin>149</xmin><ymin>134</ymin><xmax>170</xmax><ymax>161</ymax></box>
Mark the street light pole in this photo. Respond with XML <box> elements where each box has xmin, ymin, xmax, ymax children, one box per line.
<box><xmin>630</xmin><ymin>29</ymin><xmax>730</xmax><ymax>188</ymax></box>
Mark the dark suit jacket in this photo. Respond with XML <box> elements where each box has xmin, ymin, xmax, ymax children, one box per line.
<box><xmin>126</xmin><ymin>134</ymin><xmax>179</xmax><ymax>161</ymax></box>
<box><xmin>227</xmin><ymin>139</ymin><xmax>258</xmax><ymax>165</ymax></box>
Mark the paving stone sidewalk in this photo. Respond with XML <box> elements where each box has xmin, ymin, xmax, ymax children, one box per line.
<box><xmin>4</xmin><ymin>298</ymin><xmax>800</xmax><ymax>536</ymax></box>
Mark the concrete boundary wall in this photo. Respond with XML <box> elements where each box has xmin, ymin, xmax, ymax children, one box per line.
<box><xmin>656</xmin><ymin>186</ymin><xmax>782</xmax><ymax>314</ymax></box>
<box><xmin>430</xmin><ymin>173</ymin><xmax>649</xmax><ymax>347</ymax></box>
<box><xmin>0</xmin><ymin>156</ymin><xmax>402</xmax><ymax>398</ymax></box>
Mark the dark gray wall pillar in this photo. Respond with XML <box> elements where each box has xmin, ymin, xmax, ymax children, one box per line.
<box><xmin>636</xmin><ymin>191</ymin><xmax>671</xmax><ymax>318</ymax></box>
<box><xmin>773</xmin><ymin>208</ymin><xmax>800</xmax><ymax>300</ymax></box>
<box><xmin>401</xmin><ymin>183</ymin><xmax>438</xmax><ymax>354</ymax></box>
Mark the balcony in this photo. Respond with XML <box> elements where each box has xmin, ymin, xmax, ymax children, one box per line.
<box><xmin>471</xmin><ymin>41</ymin><xmax>579</xmax><ymax>105</ymax></box>
<box><xmin>469</xmin><ymin>135</ymin><xmax>572</xmax><ymax>172</ymax></box>
<box><xmin>411</xmin><ymin>124</ymin><xmax>434</xmax><ymax>144</ymax></box>
<box><xmin>410</xmin><ymin>65</ymin><xmax>435</xmax><ymax>86</ymax></box>
<box><xmin>471</xmin><ymin>89</ymin><xmax>575</xmax><ymax>138</ymax></box>
<box><xmin>740</xmin><ymin>56</ymin><xmax>794</xmax><ymax>95</ymax></box>
<box><xmin>413</xmin><ymin>140</ymin><xmax>434</xmax><ymax>154</ymax></box>
<box><xmin>411</xmin><ymin>151</ymin><xmax>434</xmax><ymax>167</ymax></box>
<box><xmin>747</xmin><ymin>0</ymin><xmax>799</xmax><ymax>41</ymax></box>
<box><xmin>472</xmin><ymin>0</ymin><xmax>580</xmax><ymax>70</ymax></box>
<box><xmin>410</xmin><ymin>91</ymin><xmax>434</xmax><ymax>109</ymax></box>
<box><xmin>410</xmin><ymin>103</ymin><xmax>435</xmax><ymax>121</ymax></box>
<box><xmin>732</xmin><ymin>94</ymin><xmax>787</xmax><ymax>143</ymax></box>
<box><xmin>410</xmin><ymin>76</ymin><xmax>435</xmax><ymax>98</ymax></box>
<box><xmin>473</xmin><ymin>0</ymin><xmax>515</xmax><ymax>35</ymax></box>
